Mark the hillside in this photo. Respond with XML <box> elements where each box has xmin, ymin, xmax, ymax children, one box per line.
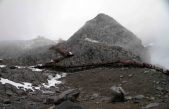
<box><xmin>0</xmin><ymin>36</ymin><xmax>57</xmax><ymax>65</ymax></box>
<box><xmin>48</xmin><ymin>13</ymin><xmax>149</xmax><ymax>68</ymax></box>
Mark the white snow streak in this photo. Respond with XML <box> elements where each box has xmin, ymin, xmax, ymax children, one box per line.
<box><xmin>0</xmin><ymin>65</ymin><xmax>6</xmax><ymax>68</ymax></box>
<box><xmin>85</xmin><ymin>38</ymin><xmax>99</xmax><ymax>43</ymax></box>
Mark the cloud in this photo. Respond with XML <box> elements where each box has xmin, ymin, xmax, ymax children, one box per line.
<box><xmin>0</xmin><ymin>0</ymin><xmax>167</xmax><ymax>41</ymax></box>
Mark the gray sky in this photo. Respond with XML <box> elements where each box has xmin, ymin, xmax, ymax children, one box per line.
<box><xmin>0</xmin><ymin>0</ymin><xmax>168</xmax><ymax>41</ymax></box>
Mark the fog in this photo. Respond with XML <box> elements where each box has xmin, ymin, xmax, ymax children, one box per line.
<box><xmin>0</xmin><ymin>0</ymin><xmax>169</xmax><ymax>68</ymax></box>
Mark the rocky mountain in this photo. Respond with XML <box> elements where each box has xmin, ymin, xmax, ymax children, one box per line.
<box><xmin>0</xmin><ymin>36</ymin><xmax>56</xmax><ymax>65</ymax></box>
<box><xmin>51</xmin><ymin>13</ymin><xmax>150</xmax><ymax>67</ymax></box>
<box><xmin>24</xmin><ymin>36</ymin><xmax>56</xmax><ymax>49</ymax></box>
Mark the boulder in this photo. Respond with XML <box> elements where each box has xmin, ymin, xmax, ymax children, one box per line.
<box><xmin>110</xmin><ymin>86</ymin><xmax>126</xmax><ymax>102</ymax></box>
<box><xmin>55</xmin><ymin>100</ymin><xmax>84</xmax><ymax>109</ymax></box>
<box><xmin>44</xmin><ymin>89</ymin><xmax>80</xmax><ymax>105</ymax></box>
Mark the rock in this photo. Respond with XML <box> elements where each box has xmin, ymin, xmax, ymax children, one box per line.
<box><xmin>90</xmin><ymin>93</ymin><xmax>99</xmax><ymax>100</ymax></box>
<box><xmin>29</xmin><ymin>95</ymin><xmax>43</xmax><ymax>102</ymax></box>
<box><xmin>100</xmin><ymin>97</ymin><xmax>112</xmax><ymax>103</ymax></box>
<box><xmin>122</xmin><ymin>80</ymin><xmax>128</xmax><ymax>84</ymax></box>
<box><xmin>133</xmin><ymin>95</ymin><xmax>145</xmax><ymax>100</ymax></box>
<box><xmin>0</xmin><ymin>59</ymin><xmax>3</xmax><ymax>63</ymax></box>
<box><xmin>55</xmin><ymin>100</ymin><xmax>84</xmax><ymax>109</ymax></box>
<box><xmin>14</xmin><ymin>89</ymin><xmax>27</xmax><ymax>96</ymax></box>
<box><xmin>3</xmin><ymin>99</ymin><xmax>11</xmax><ymax>104</ymax></box>
<box><xmin>133</xmin><ymin>99</ymin><xmax>140</xmax><ymax>104</ymax></box>
<box><xmin>149</xmin><ymin>97</ymin><xmax>155</xmax><ymax>101</ymax></box>
<box><xmin>156</xmin><ymin>87</ymin><xmax>163</xmax><ymax>91</ymax></box>
<box><xmin>6</xmin><ymin>90</ymin><xmax>13</xmax><ymax>96</ymax></box>
<box><xmin>44</xmin><ymin>89</ymin><xmax>80</xmax><ymax>105</ymax></box>
<box><xmin>128</xmin><ymin>74</ymin><xmax>133</xmax><ymax>77</ymax></box>
<box><xmin>131</xmin><ymin>95</ymin><xmax>145</xmax><ymax>103</ymax></box>
<box><xmin>9</xmin><ymin>66</ymin><xmax>17</xmax><ymax>69</ymax></box>
<box><xmin>125</xmin><ymin>96</ymin><xmax>132</xmax><ymax>100</ymax></box>
<box><xmin>142</xmin><ymin>102</ymin><xmax>160</xmax><ymax>109</ymax></box>
<box><xmin>120</xmin><ymin>75</ymin><xmax>124</xmax><ymax>78</ymax></box>
<box><xmin>110</xmin><ymin>86</ymin><xmax>126</xmax><ymax>102</ymax></box>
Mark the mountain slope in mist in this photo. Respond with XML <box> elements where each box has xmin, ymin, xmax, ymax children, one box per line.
<box><xmin>51</xmin><ymin>13</ymin><xmax>150</xmax><ymax>66</ymax></box>
<box><xmin>0</xmin><ymin>36</ymin><xmax>57</xmax><ymax>65</ymax></box>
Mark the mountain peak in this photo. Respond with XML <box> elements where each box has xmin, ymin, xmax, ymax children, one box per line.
<box><xmin>95</xmin><ymin>13</ymin><xmax>111</xmax><ymax>19</ymax></box>
<box><xmin>92</xmin><ymin>13</ymin><xmax>117</xmax><ymax>24</ymax></box>
<box><xmin>67</xmin><ymin>14</ymin><xmax>150</xmax><ymax>63</ymax></box>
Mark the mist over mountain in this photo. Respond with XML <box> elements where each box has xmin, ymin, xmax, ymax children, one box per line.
<box><xmin>0</xmin><ymin>36</ymin><xmax>56</xmax><ymax>65</ymax></box>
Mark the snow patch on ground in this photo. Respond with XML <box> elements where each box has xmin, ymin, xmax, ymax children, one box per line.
<box><xmin>85</xmin><ymin>38</ymin><xmax>99</xmax><ymax>43</ymax></box>
<box><xmin>0</xmin><ymin>65</ymin><xmax>6</xmax><ymax>68</ymax></box>
<box><xmin>0</xmin><ymin>73</ymin><xmax>67</xmax><ymax>91</ymax></box>
<box><xmin>15</xmin><ymin>66</ymin><xmax>26</xmax><ymax>69</ymax></box>
<box><xmin>37</xmin><ymin>64</ymin><xmax>43</xmax><ymax>66</ymax></box>
<box><xmin>43</xmin><ymin>73</ymin><xmax>66</xmax><ymax>88</ymax></box>
<box><xmin>0</xmin><ymin>78</ymin><xmax>34</xmax><ymax>91</ymax></box>
<box><xmin>28</xmin><ymin>66</ymin><xmax>43</xmax><ymax>72</ymax></box>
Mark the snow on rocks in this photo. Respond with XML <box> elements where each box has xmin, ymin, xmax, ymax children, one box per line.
<box><xmin>0</xmin><ymin>73</ymin><xmax>67</xmax><ymax>91</ymax></box>
<box><xmin>85</xmin><ymin>38</ymin><xmax>99</xmax><ymax>43</ymax></box>
<box><xmin>0</xmin><ymin>78</ymin><xmax>34</xmax><ymax>91</ymax></box>
<box><xmin>28</xmin><ymin>66</ymin><xmax>43</xmax><ymax>72</ymax></box>
<box><xmin>42</xmin><ymin>73</ymin><xmax>67</xmax><ymax>88</ymax></box>
<box><xmin>15</xmin><ymin>66</ymin><xmax>26</xmax><ymax>69</ymax></box>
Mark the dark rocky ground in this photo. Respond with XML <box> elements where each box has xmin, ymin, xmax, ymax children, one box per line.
<box><xmin>0</xmin><ymin>65</ymin><xmax>169</xmax><ymax>109</ymax></box>
<box><xmin>0</xmin><ymin>65</ymin><xmax>68</xmax><ymax>109</ymax></box>
<box><xmin>65</xmin><ymin>67</ymin><xmax>169</xmax><ymax>109</ymax></box>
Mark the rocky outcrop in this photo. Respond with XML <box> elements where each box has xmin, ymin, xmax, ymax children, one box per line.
<box><xmin>67</xmin><ymin>13</ymin><xmax>149</xmax><ymax>62</ymax></box>
<box><xmin>51</xmin><ymin>13</ymin><xmax>150</xmax><ymax>67</ymax></box>
<box><xmin>110</xmin><ymin>86</ymin><xmax>126</xmax><ymax>102</ymax></box>
<box><xmin>45</xmin><ymin>89</ymin><xmax>80</xmax><ymax>105</ymax></box>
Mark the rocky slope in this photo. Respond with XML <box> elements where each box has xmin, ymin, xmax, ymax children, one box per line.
<box><xmin>51</xmin><ymin>13</ymin><xmax>149</xmax><ymax>67</ymax></box>
<box><xmin>65</xmin><ymin>67</ymin><xmax>169</xmax><ymax>109</ymax></box>
<box><xmin>0</xmin><ymin>36</ymin><xmax>57</xmax><ymax>65</ymax></box>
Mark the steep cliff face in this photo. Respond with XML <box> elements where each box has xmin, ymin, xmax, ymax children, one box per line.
<box><xmin>52</xmin><ymin>13</ymin><xmax>150</xmax><ymax>66</ymax></box>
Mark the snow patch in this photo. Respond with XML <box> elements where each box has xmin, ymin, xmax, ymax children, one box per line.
<box><xmin>0</xmin><ymin>73</ymin><xmax>67</xmax><ymax>91</ymax></box>
<box><xmin>85</xmin><ymin>38</ymin><xmax>99</xmax><ymax>43</ymax></box>
<box><xmin>0</xmin><ymin>65</ymin><xmax>6</xmax><ymax>68</ymax></box>
<box><xmin>28</xmin><ymin>66</ymin><xmax>43</xmax><ymax>72</ymax></box>
<box><xmin>0</xmin><ymin>78</ymin><xmax>34</xmax><ymax>91</ymax></box>
<box><xmin>37</xmin><ymin>64</ymin><xmax>43</xmax><ymax>66</ymax></box>
<box><xmin>43</xmin><ymin>73</ymin><xmax>67</xmax><ymax>88</ymax></box>
<box><xmin>15</xmin><ymin>66</ymin><xmax>26</xmax><ymax>69</ymax></box>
